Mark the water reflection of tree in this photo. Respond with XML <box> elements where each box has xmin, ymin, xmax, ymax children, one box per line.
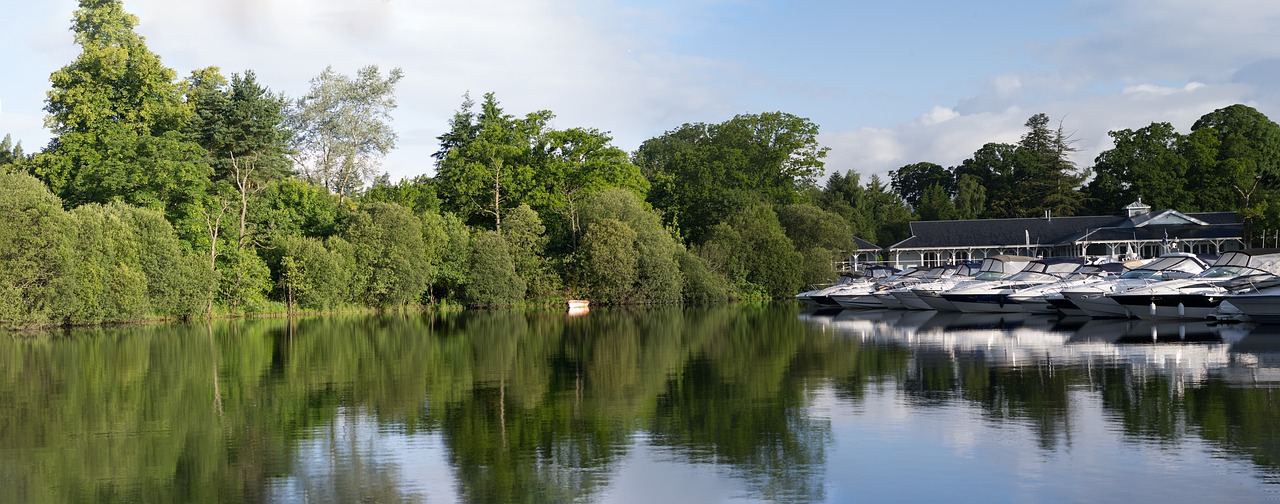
<box><xmin>10</xmin><ymin>305</ymin><xmax>1280</xmax><ymax>502</ymax></box>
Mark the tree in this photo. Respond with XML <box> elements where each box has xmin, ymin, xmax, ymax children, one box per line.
<box><xmin>187</xmin><ymin>68</ymin><xmax>292</xmax><ymax>308</ymax></box>
<box><xmin>581</xmin><ymin>219</ymin><xmax>639</xmax><ymax>304</ymax></box>
<box><xmin>502</xmin><ymin>204</ymin><xmax>558</xmax><ymax>299</ymax></box>
<box><xmin>0</xmin><ymin>171</ymin><xmax>75</xmax><ymax>328</ymax></box>
<box><xmin>890</xmin><ymin>162</ymin><xmax>953</xmax><ymax>208</ymax></box>
<box><xmin>533</xmin><ymin>127</ymin><xmax>648</xmax><ymax>250</ymax></box>
<box><xmin>1188</xmin><ymin>104</ymin><xmax>1280</xmax><ymax>242</ymax></box>
<box><xmin>0</xmin><ymin>134</ymin><xmax>25</xmax><ymax>167</ymax></box>
<box><xmin>343</xmin><ymin>202</ymin><xmax>429</xmax><ymax>307</ymax></box>
<box><xmin>635</xmin><ymin>112</ymin><xmax>828</xmax><ymax>243</ymax></box>
<box><xmin>1084</xmin><ymin>122</ymin><xmax>1190</xmax><ymax>213</ymax></box>
<box><xmin>436</xmin><ymin>93</ymin><xmax>548</xmax><ymax>231</ymax></box>
<box><xmin>954</xmin><ymin>142</ymin><xmax>1019</xmax><ymax>218</ymax></box>
<box><xmin>290</xmin><ymin>65</ymin><xmax>403</xmax><ymax>202</ymax></box>
<box><xmin>31</xmin><ymin>0</ymin><xmax>210</xmax><ymax>216</ymax></box>
<box><xmin>465</xmin><ymin>231</ymin><xmax>525</xmax><ymax>307</ymax></box>
<box><xmin>578</xmin><ymin>189</ymin><xmax>684</xmax><ymax>304</ymax></box>
<box><xmin>1015</xmin><ymin>113</ymin><xmax>1086</xmax><ymax>217</ymax></box>
<box><xmin>916</xmin><ymin>183</ymin><xmax>957</xmax><ymax>221</ymax></box>
<box><xmin>953</xmin><ymin>174</ymin><xmax>986</xmax><ymax>220</ymax></box>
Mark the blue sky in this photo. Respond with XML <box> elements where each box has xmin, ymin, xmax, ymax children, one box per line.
<box><xmin>3</xmin><ymin>0</ymin><xmax>1279</xmax><ymax>183</ymax></box>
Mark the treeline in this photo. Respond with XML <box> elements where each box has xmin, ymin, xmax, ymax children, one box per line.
<box><xmin>887</xmin><ymin>108</ymin><xmax>1280</xmax><ymax>236</ymax></box>
<box><xmin>3</xmin><ymin>0</ymin><xmax>1280</xmax><ymax>329</ymax></box>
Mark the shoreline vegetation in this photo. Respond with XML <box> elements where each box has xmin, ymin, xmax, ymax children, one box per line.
<box><xmin>4</xmin><ymin>0</ymin><xmax>1280</xmax><ymax>331</ymax></box>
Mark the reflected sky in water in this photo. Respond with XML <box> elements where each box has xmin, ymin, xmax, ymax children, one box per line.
<box><xmin>5</xmin><ymin>305</ymin><xmax>1280</xmax><ymax>502</ymax></box>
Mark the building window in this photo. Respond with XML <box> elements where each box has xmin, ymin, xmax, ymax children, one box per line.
<box><xmin>923</xmin><ymin>252</ymin><xmax>939</xmax><ymax>267</ymax></box>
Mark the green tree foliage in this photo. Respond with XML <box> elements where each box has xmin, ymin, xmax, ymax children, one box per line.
<box><xmin>0</xmin><ymin>134</ymin><xmax>25</xmax><ymax>167</ymax></box>
<box><xmin>343</xmin><ymin>202</ymin><xmax>429</xmax><ymax>307</ymax></box>
<box><xmin>890</xmin><ymin>161</ymin><xmax>953</xmax><ymax>208</ymax></box>
<box><xmin>436</xmin><ymin>93</ymin><xmax>552</xmax><ymax>230</ymax></box>
<box><xmin>1084</xmin><ymin>122</ymin><xmax>1191</xmax><ymax>214</ymax></box>
<box><xmin>675</xmin><ymin>250</ymin><xmax>730</xmax><ymax>304</ymax></box>
<box><xmin>0</xmin><ymin>171</ymin><xmax>75</xmax><ymax>328</ymax></box>
<box><xmin>427</xmin><ymin>212</ymin><xmax>472</xmax><ymax>302</ymax></box>
<box><xmin>636</xmin><ymin>112</ymin><xmax>828</xmax><ymax>242</ymax></box>
<box><xmin>954</xmin><ymin>142</ymin><xmax>1020</xmax><ymax>217</ymax></box>
<box><xmin>66</xmin><ymin>202</ymin><xmax>210</xmax><ymax>325</ymax></box>
<box><xmin>465</xmin><ymin>231</ymin><xmax>525</xmax><ymax>307</ymax></box>
<box><xmin>953</xmin><ymin>174</ymin><xmax>986</xmax><ymax>220</ymax></box>
<box><xmin>916</xmin><ymin>183</ymin><xmax>958</xmax><ymax>221</ymax></box>
<box><xmin>1016</xmin><ymin>113</ymin><xmax>1087</xmax><ymax>216</ymax></box>
<box><xmin>776</xmin><ymin>203</ymin><xmax>855</xmax><ymax>254</ymax></box>
<box><xmin>532</xmin><ymin>127</ymin><xmax>649</xmax><ymax>250</ymax></box>
<box><xmin>290</xmin><ymin>65</ymin><xmax>403</xmax><ymax>202</ymax></box>
<box><xmin>502</xmin><ymin>204</ymin><xmax>559</xmax><ymax>300</ymax></box>
<box><xmin>266</xmin><ymin>235</ymin><xmax>349</xmax><ymax>310</ymax></box>
<box><xmin>362</xmin><ymin>174</ymin><xmax>442</xmax><ymax>215</ymax></box>
<box><xmin>1187</xmin><ymin>104</ymin><xmax>1280</xmax><ymax>240</ymax></box>
<box><xmin>250</xmin><ymin>178</ymin><xmax>341</xmax><ymax>239</ymax></box>
<box><xmin>702</xmin><ymin>204</ymin><xmax>803</xmax><ymax>298</ymax></box>
<box><xmin>578</xmin><ymin>189</ymin><xmax>683</xmax><ymax>304</ymax></box>
<box><xmin>31</xmin><ymin>0</ymin><xmax>210</xmax><ymax>216</ymax></box>
<box><xmin>581</xmin><ymin>218</ymin><xmax>639</xmax><ymax>304</ymax></box>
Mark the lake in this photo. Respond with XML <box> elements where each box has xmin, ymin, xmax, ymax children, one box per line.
<box><xmin>4</xmin><ymin>304</ymin><xmax>1280</xmax><ymax>503</ymax></box>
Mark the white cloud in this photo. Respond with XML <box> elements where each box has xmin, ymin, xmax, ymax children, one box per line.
<box><xmin>120</xmin><ymin>0</ymin><xmax>733</xmax><ymax>179</ymax></box>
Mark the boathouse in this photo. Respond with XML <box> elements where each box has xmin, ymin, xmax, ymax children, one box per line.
<box><xmin>882</xmin><ymin>200</ymin><xmax>1244</xmax><ymax>268</ymax></box>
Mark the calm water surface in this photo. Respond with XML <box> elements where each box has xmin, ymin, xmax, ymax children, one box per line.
<box><xmin>5</xmin><ymin>304</ymin><xmax>1280</xmax><ymax>503</ymax></box>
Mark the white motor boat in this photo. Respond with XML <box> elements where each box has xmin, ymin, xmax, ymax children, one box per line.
<box><xmin>1225</xmin><ymin>280</ymin><xmax>1280</xmax><ymax>324</ymax></box>
<box><xmin>913</xmin><ymin>255</ymin><xmax>1035</xmax><ymax>311</ymax></box>
<box><xmin>829</xmin><ymin>266</ymin><xmax>914</xmax><ymax>308</ymax></box>
<box><xmin>1007</xmin><ymin>261</ymin><xmax>1135</xmax><ymax>314</ymax></box>
<box><xmin>892</xmin><ymin>263</ymin><xmax>982</xmax><ymax>310</ymax></box>
<box><xmin>1109</xmin><ymin>250</ymin><xmax>1280</xmax><ymax>320</ymax></box>
<box><xmin>1059</xmin><ymin>253</ymin><xmax>1211</xmax><ymax>318</ymax></box>
<box><xmin>943</xmin><ymin>257</ymin><xmax>1086</xmax><ymax>313</ymax></box>
<box><xmin>797</xmin><ymin>265</ymin><xmax>898</xmax><ymax>307</ymax></box>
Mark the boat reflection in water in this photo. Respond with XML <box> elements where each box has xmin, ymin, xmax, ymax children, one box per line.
<box><xmin>801</xmin><ymin>307</ymin><xmax>1273</xmax><ymax>389</ymax></box>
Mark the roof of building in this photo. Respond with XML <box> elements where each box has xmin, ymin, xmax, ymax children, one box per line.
<box><xmin>888</xmin><ymin>210</ymin><xmax>1241</xmax><ymax>250</ymax></box>
<box><xmin>853</xmin><ymin>236</ymin><xmax>881</xmax><ymax>251</ymax></box>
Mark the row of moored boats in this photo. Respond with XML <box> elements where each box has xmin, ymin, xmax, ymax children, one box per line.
<box><xmin>796</xmin><ymin>250</ymin><xmax>1280</xmax><ymax>323</ymax></box>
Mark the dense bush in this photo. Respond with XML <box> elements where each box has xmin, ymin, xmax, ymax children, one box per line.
<box><xmin>579</xmin><ymin>189</ymin><xmax>684</xmax><ymax>304</ymax></box>
<box><xmin>465</xmin><ymin>231</ymin><xmax>525</xmax><ymax>307</ymax></box>
<box><xmin>581</xmin><ymin>218</ymin><xmax>639</xmax><ymax>304</ymax></box>
<box><xmin>0</xmin><ymin>171</ymin><xmax>75</xmax><ymax>328</ymax></box>
<box><xmin>344</xmin><ymin>202</ymin><xmax>430</xmax><ymax>307</ymax></box>
<box><xmin>269</xmin><ymin>235</ymin><xmax>349</xmax><ymax>310</ymax></box>
<box><xmin>676</xmin><ymin>249</ymin><xmax>730</xmax><ymax>304</ymax></box>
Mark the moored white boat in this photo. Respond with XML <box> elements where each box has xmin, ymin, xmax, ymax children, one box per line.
<box><xmin>1109</xmin><ymin>250</ymin><xmax>1280</xmax><ymax>320</ymax></box>
<box><xmin>943</xmin><ymin>257</ymin><xmax>1085</xmax><ymax>313</ymax></box>
<box><xmin>1061</xmin><ymin>253</ymin><xmax>1210</xmax><ymax>318</ymax></box>
<box><xmin>914</xmin><ymin>255</ymin><xmax>1034</xmax><ymax>311</ymax></box>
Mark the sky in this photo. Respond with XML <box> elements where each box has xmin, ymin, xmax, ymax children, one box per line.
<box><xmin>3</xmin><ymin>0</ymin><xmax>1280</xmax><ymax>184</ymax></box>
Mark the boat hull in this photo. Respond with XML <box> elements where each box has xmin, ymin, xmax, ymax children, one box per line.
<box><xmin>1108</xmin><ymin>293</ymin><xmax>1224</xmax><ymax>320</ymax></box>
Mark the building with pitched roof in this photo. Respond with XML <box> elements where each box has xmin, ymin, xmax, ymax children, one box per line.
<box><xmin>882</xmin><ymin>200</ymin><xmax>1243</xmax><ymax>268</ymax></box>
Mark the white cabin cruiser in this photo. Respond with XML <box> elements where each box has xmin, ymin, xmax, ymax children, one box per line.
<box><xmin>1007</xmin><ymin>261</ymin><xmax>1134</xmax><ymax>314</ymax></box>
<box><xmin>1058</xmin><ymin>253</ymin><xmax>1211</xmax><ymax>318</ymax></box>
<box><xmin>829</xmin><ymin>266</ymin><xmax>916</xmax><ymax>308</ymax></box>
<box><xmin>892</xmin><ymin>263</ymin><xmax>982</xmax><ymax>310</ymax></box>
<box><xmin>1225</xmin><ymin>277</ymin><xmax>1280</xmax><ymax>324</ymax></box>
<box><xmin>943</xmin><ymin>257</ymin><xmax>1086</xmax><ymax>313</ymax></box>
<box><xmin>1109</xmin><ymin>250</ymin><xmax>1280</xmax><ymax>320</ymax></box>
<box><xmin>913</xmin><ymin>255</ymin><xmax>1035</xmax><ymax>311</ymax></box>
<box><xmin>797</xmin><ymin>265</ymin><xmax>898</xmax><ymax>306</ymax></box>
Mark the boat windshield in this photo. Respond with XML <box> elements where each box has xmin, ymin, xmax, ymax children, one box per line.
<box><xmin>973</xmin><ymin>271</ymin><xmax>1007</xmax><ymax>281</ymax></box>
<box><xmin>1119</xmin><ymin>269</ymin><xmax>1162</xmax><ymax>279</ymax></box>
<box><xmin>1198</xmin><ymin>265</ymin><xmax>1265</xmax><ymax>279</ymax></box>
<box><xmin>1005</xmin><ymin>271</ymin><xmax>1060</xmax><ymax>282</ymax></box>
